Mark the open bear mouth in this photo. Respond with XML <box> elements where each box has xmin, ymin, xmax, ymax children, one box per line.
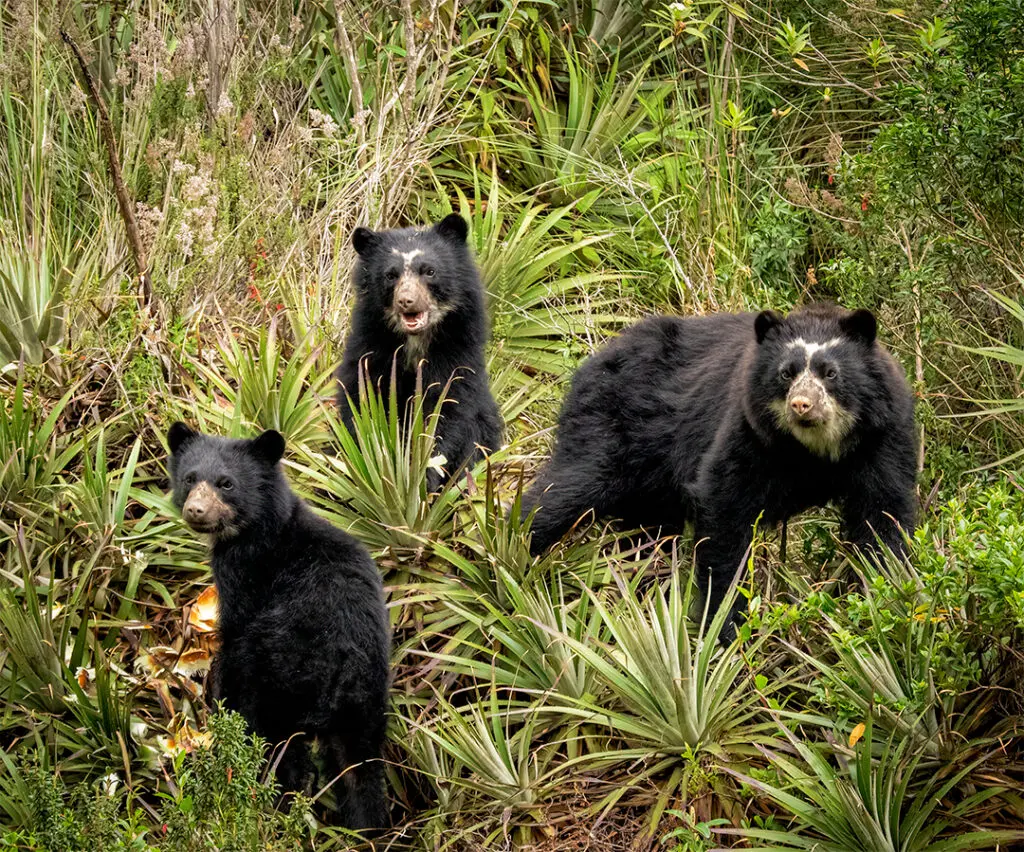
<box><xmin>401</xmin><ymin>311</ymin><xmax>429</xmax><ymax>333</ymax></box>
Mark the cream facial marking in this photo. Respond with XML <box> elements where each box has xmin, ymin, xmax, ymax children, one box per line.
<box><xmin>182</xmin><ymin>480</ymin><xmax>238</xmax><ymax>537</ymax></box>
<box><xmin>770</xmin><ymin>339</ymin><xmax>855</xmax><ymax>460</ymax></box>
<box><xmin>785</xmin><ymin>337</ymin><xmax>844</xmax><ymax>367</ymax></box>
<box><xmin>769</xmin><ymin>394</ymin><xmax>854</xmax><ymax>460</ymax></box>
<box><xmin>390</xmin><ymin>248</ymin><xmax>424</xmax><ymax>268</ymax></box>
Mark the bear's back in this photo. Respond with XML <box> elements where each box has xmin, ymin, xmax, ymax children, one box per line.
<box><xmin>568</xmin><ymin>312</ymin><xmax>757</xmax><ymax>417</ymax></box>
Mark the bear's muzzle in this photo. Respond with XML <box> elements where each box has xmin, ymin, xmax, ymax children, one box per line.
<box><xmin>183</xmin><ymin>481</ymin><xmax>236</xmax><ymax>536</ymax></box>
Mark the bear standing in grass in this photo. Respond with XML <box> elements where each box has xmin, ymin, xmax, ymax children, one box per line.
<box><xmin>521</xmin><ymin>304</ymin><xmax>917</xmax><ymax>637</ymax></box>
<box><xmin>167</xmin><ymin>423</ymin><xmax>390</xmax><ymax>830</ymax></box>
<box><xmin>336</xmin><ymin>214</ymin><xmax>502</xmax><ymax>490</ymax></box>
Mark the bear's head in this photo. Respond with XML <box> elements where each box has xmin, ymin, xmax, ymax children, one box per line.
<box><xmin>350</xmin><ymin>214</ymin><xmax>477</xmax><ymax>348</ymax></box>
<box><xmin>167</xmin><ymin>422</ymin><xmax>289</xmax><ymax>540</ymax></box>
<box><xmin>747</xmin><ymin>305</ymin><xmax>879</xmax><ymax>460</ymax></box>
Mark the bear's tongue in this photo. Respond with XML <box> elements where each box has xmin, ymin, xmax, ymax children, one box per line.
<box><xmin>402</xmin><ymin>311</ymin><xmax>428</xmax><ymax>333</ymax></box>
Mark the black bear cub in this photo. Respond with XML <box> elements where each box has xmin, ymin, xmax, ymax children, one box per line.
<box><xmin>337</xmin><ymin>214</ymin><xmax>502</xmax><ymax>491</ymax></box>
<box><xmin>167</xmin><ymin>422</ymin><xmax>390</xmax><ymax>830</ymax></box>
<box><xmin>521</xmin><ymin>304</ymin><xmax>917</xmax><ymax>638</ymax></box>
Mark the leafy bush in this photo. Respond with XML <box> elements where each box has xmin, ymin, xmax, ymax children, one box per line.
<box><xmin>875</xmin><ymin>0</ymin><xmax>1024</xmax><ymax>240</ymax></box>
<box><xmin>9</xmin><ymin>710</ymin><xmax>312</xmax><ymax>852</ymax></box>
<box><xmin>161</xmin><ymin>710</ymin><xmax>311</xmax><ymax>852</ymax></box>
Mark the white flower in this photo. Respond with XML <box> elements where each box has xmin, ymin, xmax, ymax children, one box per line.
<box><xmin>177</xmin><ymin>220</ymin><xmax>195</xmax><ymax>258</ymax></box>
<box><xmin>101</xmin><ymin>772</ymin><xmax>120</xmax><ymax>796</ymax></box>
<box><xmin>216</xmin><ymin>91</ymin><xmax>234</xmax><ymax>118</ymax></box>
<box><xmin>308</xmin><ymin>108</ymin><xmax>340</xmax><ymax>137</ymax></box>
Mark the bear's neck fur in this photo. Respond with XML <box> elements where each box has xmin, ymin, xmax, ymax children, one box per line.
<box><xmin>210</xmin><ymin>486</ymin><xmax>300</xmax><ymax>629</ymax></box>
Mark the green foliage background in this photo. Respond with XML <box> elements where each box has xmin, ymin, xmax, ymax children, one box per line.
<box><xmin>1</xmin><ymin>0</ymin><xmax>1023</xmax><ymax>848</ymax></box>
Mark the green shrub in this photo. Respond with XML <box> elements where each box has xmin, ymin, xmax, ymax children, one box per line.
<box><xmin>874</xmin><ymin>0</ymin><xmax>1024</xmax><ymax>242</ymax></box>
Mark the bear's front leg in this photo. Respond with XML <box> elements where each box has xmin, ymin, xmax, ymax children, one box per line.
<box><xmin>273</xmin><ymin>734</ymin><xmax>315</xmax><ymax>797</ymax></box>
<box><xmin>689</xmin><ymin>435</ymin><xmax>768</xmax><ymax>643</ymax></box>
<box><xmin>693</xmin><ymin>515</ymin><xmax>757</xmax><ymax>644</ymax></box>
<box><xmin>843</xmin><ymin>446</ymin><xmax>917</xmax><ymax>557</ymax></box>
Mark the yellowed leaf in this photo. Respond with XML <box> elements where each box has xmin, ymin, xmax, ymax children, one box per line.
<box><xmin>135</xmin><ymin>645</ymin><xmax>180</xmax><ymax>677</ymax></box>
<box><xmin>188</xmin><ymin>586</ymin><xmax>220</xmax><ymax>633</ymax></box>
<box><xmin>174</xmin><ymin>721</ymin><xmax>212</xmax><ymax>753</ymax></box>
<box><xmin>849</xmin><ymin>722</ymin><xmax>867</xmax><ymax>747</ymax></box>
<box><xmin>793</xmin><ymin>57</ymin><xmax>809</xmax><ymax>71</ymax></box>
<box><xmin>175</xmin><ymin>648</ymin><xmax>213</xmax><ymax>677</ymax></box>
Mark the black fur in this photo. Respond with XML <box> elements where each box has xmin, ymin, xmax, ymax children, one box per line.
<box><xmin>521</xmin><ymin>305</ymin><xmax>917</xmax><ymax>638</ymax></box>
<box><xmin>337</xmin><ymin>214</ymin><xmax>502</xmax><ymax>490</ymax></box>
<box><xmin>167</xmin><ymin>423</ymin><xmax>391</xmax><ymax>830</ymax></box>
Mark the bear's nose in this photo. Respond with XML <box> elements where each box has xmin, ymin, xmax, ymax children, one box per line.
<box><xmin>790</xmin><ymin>396</ymin><xmax>813</xmax><ymax>416</ymax></box>
<box><xmin>185</xmin><ymin>503</ymin><xmax>206</xmax><ymax>522</ymax></box>
<box><xmin>396</xmin><ymin>293</ymin><xmax>416</xmax><ymax>310</ymax></box>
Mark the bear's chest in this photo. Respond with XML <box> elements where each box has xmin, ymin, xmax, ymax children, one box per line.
<box><xmin>757</xmin><ymin>447</ymin><xmax>847</xmax><ymax>519</ymax></box>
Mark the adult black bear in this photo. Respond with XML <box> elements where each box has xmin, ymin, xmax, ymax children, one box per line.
<box><xmin>521</xmin><ymin>305</ymin><xmax>917</xmax><ymax>637</ymax></box>
<box><xmin>336</xmin><ymin>214</ymin><xmax>502</xmax><ymax>491</ymax></box>
<box><xmin>167</xmin><ymin>422</ymin><xmax>390</xmax><ymax>830</ymax></box>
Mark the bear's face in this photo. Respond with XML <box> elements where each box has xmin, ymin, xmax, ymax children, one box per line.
<box><xmin>167</xmin><ymin>422</ymin><xmax>286</xmax><ymax>540</ymax></box>
<box><xmin>750</xmin><ymin>307</ymin><xmax>878</xmax><ymax>460</ymax></box>
<box><xmin>350</xmin><ymin>214</ymin><xmax>472</xmax><ymax>345</ymax></box>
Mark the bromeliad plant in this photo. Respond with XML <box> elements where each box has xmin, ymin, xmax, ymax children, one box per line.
<box><xmin>724</xmin><ymin>719</ymin><xmax>1024</xmax><ymax>851</ymax></box>
<box><xmin>535</xmin><ymin>553</ymin><xmax>811</xmax><ymax>826</ymax></box>
<box><xmin>413</xmin><ymin>687</ymin><xmax>563</xmax><ymax>848</ymax></box>
<box><xmin>187</xmin><ymin>320</ymin><xmax>334</xmax><ymax>447</ymax></box>
<box><xmin>294</xmin><ymin>362</ymin><xmax>463</xmax><ymax>560</ymax></box>
<box><xmin>0</xmin><ymin>537</ymin><xmax>141</xmax><ymax>804</ymax></box>
<box><xmin>500</xmin><ymin>44</ymin><xmax>663</xmax><ymax>204</ymax></box>
<box><xmin>0</xmin><ymin>370</ymin><xmax>83</xmax><ymax>526</ymax></box>
<box><xmin>447</xmin><ymin>168</ymin><xmax>626</xmax><ymax>380</ymax></box>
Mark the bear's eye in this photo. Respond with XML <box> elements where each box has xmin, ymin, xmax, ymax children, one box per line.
<box><xmin>217</xmin><ymin>477</ymin><xmax>234</xmax><ymax>491</ymax></box>
<box><xmin>184</xmin><ymin>473</ymin><xmax>197</xmax><ymax>486</ymax></box>
<box><xmin>385</xmin><ymin>268</ymin><xmax>400</xmax><ymax>281</ymax></box>
<box><xmin>780</xmin><ymin>368</ymin><xmax>793</xmax><ymax>381</ymax></box>
<box><xmin>825</xmin><ymin>367</ymin><xmax>838</xmax><ymax>380</ymax></box>
<box><xmin>422</xmin><ymin>266</ymin><xmax>435</xmax><ymax>278</ymax></box>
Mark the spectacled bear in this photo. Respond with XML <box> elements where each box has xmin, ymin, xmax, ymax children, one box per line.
<box><xmin>167</xmin><ymin>422</ymin><xmax>391</xmax><ymax>830</ymax></box>
<box><xmin>336</xmin><ymin>214</ymin><xmax>503</xmax><ymax>491</ymax></box>
<box><xmin>520</xmin><ymin>305</ymin><xmax>917</xmax><ymax>639</ymax></box>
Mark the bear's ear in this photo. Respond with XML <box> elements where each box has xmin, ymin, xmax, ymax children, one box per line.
<box><xmin>352</xmin><ymin>227</ymin><xmax>379</xmax><ymax>257</ymax></box>
<box><xmin>754</xmin><ymin>310</ymin><xmax>785</xmax><ymax>344</ymax></box>
<box><xmin>434</xmin><ymin>213</ymin><xmax>468</xmax><ymax>244</ymax></box>
<box><xmin>250</xmin><ymin>429</ymin><xmax>286</xmax><ymax>465</ymax></box>
<box><xmin>840</xmin><ymin>308</ymin><xmax>877</xmax><ymax>344</ymax></box>
<box><xmin>168</xmin><ymin>421</ymin><xmax>198</xmax><ymax>454</ymax></box>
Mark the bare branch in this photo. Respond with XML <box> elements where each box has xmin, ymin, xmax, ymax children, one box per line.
<box><xmin>60</xmin><ymin>28</ymin><xmax>153</xmax><ymax>312</ymax></box>
<box><xmin>399</xmin><ymin>0</ymin><xmax>418</xmax><ymax>123</ymax></box>
<box><xmin>331</xmin><ymin>0</ymin><xmax>368</xmax><ymax>165</ymax></box>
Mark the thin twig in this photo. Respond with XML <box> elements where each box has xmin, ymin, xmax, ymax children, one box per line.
<box><xmin>399</xmin><ymin>0</ymin><xmax>418</xmax><ymax>123</ymax></box>
<box><xmin>331</xmin><ymin>0</ymin><xmax>368</xmax><ymax>166</ymax></box>
<box><xmin>60</xmin><ymin>28</ymin><xmax>153</xmax><ymax>312</ymax></box>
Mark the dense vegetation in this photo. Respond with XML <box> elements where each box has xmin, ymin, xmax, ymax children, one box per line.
<box><xmin>1</xmin><ymin>0</ymin><xmax>1023</xmax><ymax>849</ymax></box>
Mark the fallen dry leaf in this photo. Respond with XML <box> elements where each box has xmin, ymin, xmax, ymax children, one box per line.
<box><xmin>188</xmin><ymin>586</ymin><xmax>219</xmax><ymax>633</ymax></box>
<box><xmin>135</xmin><ymin>645</ymin><xmax>181</xmax><ymax>678</ymax></box>
<box><xmin>158</xmin><ymin>720</ymin><xmax>213</xmax><ymax>757</ymax></box>
<box><xmin>849</xmin><ymin>722</ymin><xmax>866</xmax><ymax>747</ymax></box>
